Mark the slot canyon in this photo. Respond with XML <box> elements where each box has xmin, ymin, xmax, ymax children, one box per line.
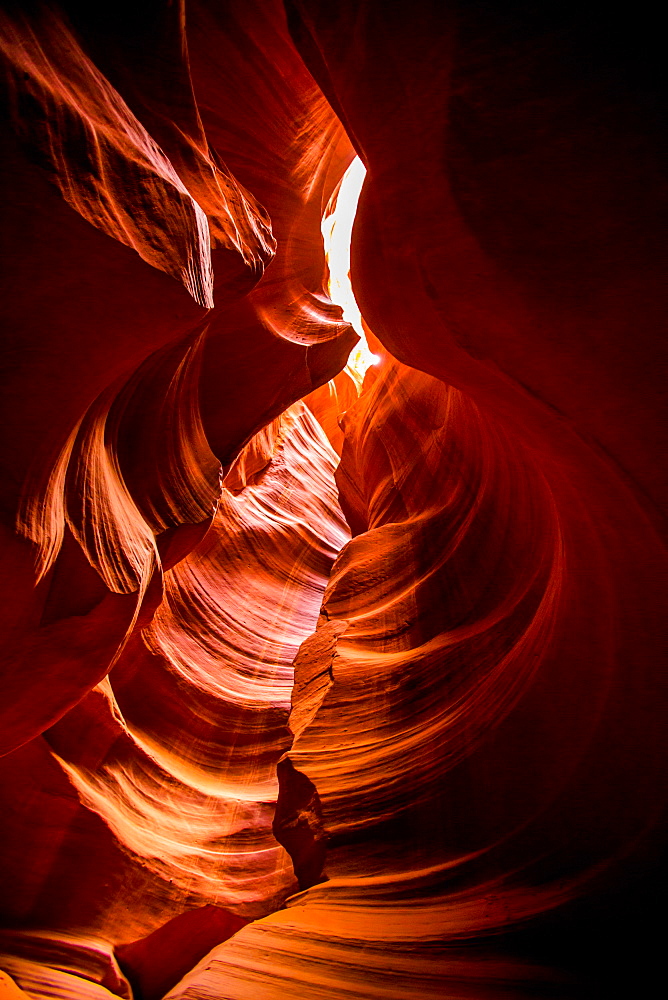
<box><xmin>1</xmin><ymin>1</ymin><xmax>666</xmax><ymax>997</ymax></box>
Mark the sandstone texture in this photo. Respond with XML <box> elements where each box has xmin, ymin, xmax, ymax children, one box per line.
<box><xmin>1</xmin><ymin>2</ymin><xmax>666</xmax><ymax>998</ymax></box>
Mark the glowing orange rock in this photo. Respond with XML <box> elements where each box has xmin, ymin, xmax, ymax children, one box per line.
<box><xmin>0</xmin><ymin>1</ymin><xmax>666</xmax><ymax>998</ymax></box>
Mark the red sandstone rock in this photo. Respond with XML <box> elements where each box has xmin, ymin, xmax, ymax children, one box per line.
<box><xmin>1</xmin><ymin>1</ymin><xmax>666</xmax><ymax>998</ymax></box>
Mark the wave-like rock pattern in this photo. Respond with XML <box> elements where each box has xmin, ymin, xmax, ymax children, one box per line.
<box><xmin>166</xmin><ymin>355</ymin><xmax>667</xmax><ymax>998</ymax></box>
<box><xmin>0</xmin><ymin>2</ymin><xmax>276</xmax><ymax>308</ymax></box>
<box><xmin>34</xmin><ymin>402</ymin><xmax>346</xmax><ymax>916</ymax></box>
<box><xmin>1</xmin><ymin>1</ymin><xmax>666</xmax><ymax>998</ymax></box>
<box><xmin>0</xmin><ymin>931</ymin><xmax>131</xmax><ymax>1000</ymax></box>
<box><xmin>289</xmin><ymin>362</ymin><xmax>564</xmax><ymax>846</ymax></box>
<box><xmin>0</xmin><ymin>4</ymin><xmax>357</xmax><ymax>983</ymax></box>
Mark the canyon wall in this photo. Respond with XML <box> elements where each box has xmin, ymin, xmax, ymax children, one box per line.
<box><xmin>1</xmin><ymin>2</ymin><xmax>666</xmax><ymax>998</ymax></box>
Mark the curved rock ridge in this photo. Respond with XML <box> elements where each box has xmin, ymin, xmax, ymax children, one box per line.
<box><xmin>1</xmin><ymin>375</ymin><xmax>357</xmax><ymax>985</ymax></box>
<box><xmin>1</xmin><ymin>0</ymin><xmax>356</xmax><ymax>759</ymax></box>
<box><xmin>0</xmin><ymin>399</ymin><xmax>350</xmax><ymax>991</ymax></box>
<box><xmin>289</xmin><ymin>0</ymin><xmax>668</xmax><ymax>516</ymax></box>
<box><xmin>0</xmin><ymin>1</ymin><xmax>275</xmax><ymax>308</ymax></box>
<box><xmin>38</xmin><ymin>402</ymin><xmax>349</xmax><ymax>921</ymax></box>
<box><xmin>0</xmin><ymin>931</ymin><xmax>131</xmax><ymax>1000</ymax></box>
<box><xmin>1</xmin><ymin>5</ymin><xmax>359</xmax><ymax>983</ymax></box>
<box><xmin>303</xmin><ymin>370</ymin><xmax>359</xmax><ymax>457</ymax></box>
<box><xmin>4</xmin><ymin>330</ymin><xmax>221</xmax><ymax>758</ymax></box>
<box><xmin>162</xmin><ymin>907</ymin><xmax>579</xmax><ymax>1000</ymax></box>
<box><xmin>0</xmin><ymin>965</ymin><xmax>118</xmax><ymax>1000</ymax></box>
<box><xmin>0</xmin><ymin>971</ymin><xmax>29</xmax><ymax>999</ymax></box>
<box><xmin>188</xmin><ymin>0</ymin><xmax>360</xmax><ymax>462</ymax></box>
<box><xmin>287</xmin><ymin>361</ymin><xmax>564</xmax><ymax>849</ymax></box>
<box><xmin>166</xmin><ymin>349</ymin><xmax>667</xmax><ymax>997</ymax></box>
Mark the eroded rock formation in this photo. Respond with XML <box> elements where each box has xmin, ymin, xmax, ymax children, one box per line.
<box><xmin>1</xmin><ymin>2</ymin><xmax>666</xmax><ymax>998</ymax></box>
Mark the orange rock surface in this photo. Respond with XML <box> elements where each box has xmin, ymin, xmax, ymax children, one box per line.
<box><xmin>1</xmin><ymin>2</ymin><xmax>666</xmax><ymax>998</ymax></box>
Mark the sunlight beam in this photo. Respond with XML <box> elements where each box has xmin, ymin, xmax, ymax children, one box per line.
<box><xmin>321</xmin><ymin>157</ymin><xmax>379</xmax><ymax>391</ymax></box>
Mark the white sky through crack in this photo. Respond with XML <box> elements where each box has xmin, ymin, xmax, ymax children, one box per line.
<box><xmin>321</xmin><ymin>156</ymin><xmax>379</xmax><ymax>391</ymax></box>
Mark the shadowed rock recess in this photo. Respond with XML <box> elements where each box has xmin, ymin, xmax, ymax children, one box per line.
<box><xmin>1</xmin><ymin>2</ymin><xmax>666</xmax><ymax>998</ymax></box>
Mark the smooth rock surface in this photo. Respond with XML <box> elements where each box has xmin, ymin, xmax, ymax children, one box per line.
<box><xmin>1</xmin><ymin>2</ymin><xmax>665</xmax><ymax>998</ymax></box>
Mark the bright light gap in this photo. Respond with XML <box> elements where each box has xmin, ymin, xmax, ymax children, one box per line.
<box><xmin>321</xmin><ymin>156</ymin><xmax>379</xmax><ymax>391</ymax></box>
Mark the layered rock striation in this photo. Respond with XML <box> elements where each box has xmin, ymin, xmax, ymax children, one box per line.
<box><xmin>1</xmin><ymin>2</ymin><xmax>666</xmax><ymax>999</ymax></box>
